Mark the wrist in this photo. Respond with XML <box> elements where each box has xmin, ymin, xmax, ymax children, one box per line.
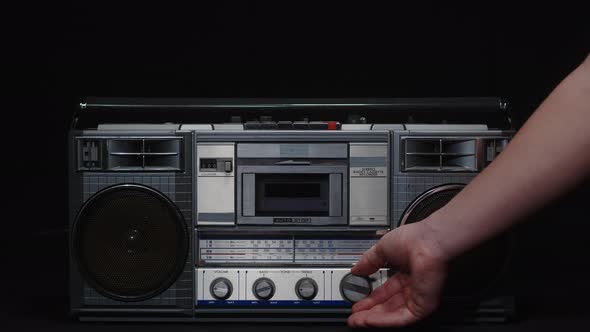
<box><xmin>418</xmin><ymin>210</ymin><xmax>454</xmax><ymax>265</ymax></box>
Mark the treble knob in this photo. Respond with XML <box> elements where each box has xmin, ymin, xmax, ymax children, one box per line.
<box><xmin>295</xmin><ymin>277</ymin><xmax>318</xmax><ymax>300</ymax></box>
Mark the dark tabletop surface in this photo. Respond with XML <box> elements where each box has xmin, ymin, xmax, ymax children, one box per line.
<box><xmin>11</xmin><ymin>274</ymin><xmax>590</xmax><ymax>332</ymax></box>
<box><xmin>9</xmin><ymin>299</ymin><xmax>590</xmax><ymax>332</ymax></box>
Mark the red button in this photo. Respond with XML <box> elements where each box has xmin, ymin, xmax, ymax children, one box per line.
<box><xmin>327</xmin><ymin>121</ymin><xmax>338</xmax><ymax>130</ymax></box>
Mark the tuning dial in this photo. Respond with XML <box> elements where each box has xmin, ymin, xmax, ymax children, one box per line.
<box><xmin>210</xmin><ymin>277</ymin><xmax>233</xmax><ymax>300</ymax></box>
<box><xmin>340</xmin><ymin>273</ymin><xmax>372</xmax><ymax>303</ymax></box>
<box><xmin>252</xmin><ymin>277</ymin><xmax>275</xmax><ymax>300</ymax></box>
<box><xmin>295</xmin><ymin>277</ymin><xmax>318</xmax><ymax>301</ymax></box>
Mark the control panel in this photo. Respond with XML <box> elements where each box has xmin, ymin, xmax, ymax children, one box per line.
<box><xmin>196</xmin><ymin>268</ymin><xmax>388</xmax><ymax>306</ymax></box>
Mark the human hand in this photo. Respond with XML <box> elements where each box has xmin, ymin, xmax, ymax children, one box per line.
<box><xmin>347</xmin><ymin>220</ymin><xmax>449</xmax><ymax>328</ymax></box>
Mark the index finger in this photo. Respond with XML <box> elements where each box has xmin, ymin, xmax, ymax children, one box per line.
<box><xmin>351</xmin><ymin>243</ymin><xmax>386</xmax><ymax>276</ymax></box>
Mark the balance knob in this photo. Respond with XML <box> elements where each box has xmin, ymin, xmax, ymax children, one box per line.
<box><xmin>340</xmin><ymin>273</ymin><xmax>372</xmax><ymax>303</ymax></box>
<box><xmin>253</xmin><ymin>277</ymin><xmax>275</xmax><ymax>300</ymax></box>
<box><xmin>210</xmin><ymin>277</ymin><xmax>233</xmax><ymax>300</ymax></box>
<box><xmin>295</xmin><ymin>277</ymin><xmax>318</xmax><ymax>301</ymax></box>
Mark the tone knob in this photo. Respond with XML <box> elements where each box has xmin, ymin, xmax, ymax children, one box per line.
<box><xmin>252</xmin><ymin>277</ymin><xmax>275</xmax><ymax>300</ymax></box>
<box><xmin>340</xmin><ymin>273</ymin><xmax>372</xmax><ymax>303</ymax></box>
<box><xmin>295</xmin><ymin>277</ymin><xmax>318</xmax><ymax>301</ymax></box>
<box><xmin>210</xmin><ymin>277</ymin><xmax>233</xmax><ymax>300</ymax></box>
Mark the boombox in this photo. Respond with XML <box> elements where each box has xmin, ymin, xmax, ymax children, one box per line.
<box><xmin>69</xmin><ymin>98</ymin><xmax>515</xmax><ymax>322</ymax></box>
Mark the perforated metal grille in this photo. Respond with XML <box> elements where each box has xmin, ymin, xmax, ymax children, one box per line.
<box><xmin>402</xmin><ymin>185</ymin><xmax>509</xmax><ymax>300</ymax></box>
<box><xmin>393</xmin><ymin>174</ymin><xmax>476</xmax><ymax>224</ymax></box>
<box><xmin>74</xmin><ymin>184</ymin><xmax>189</xmax><ymax>302</ymax></box>
<box><xmin>403</xmin><ymin>187</ymin><xmax>462</xmax><ymax>223</ymax></box>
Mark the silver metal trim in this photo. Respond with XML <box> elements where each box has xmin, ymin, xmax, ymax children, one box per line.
<box><xmin>242</xmin><ymin>173</ymin><xmax>256</xmax><ymax>217</ymax></box>
<box><xmin>329</xmin><ymin>173</ymin><xmax>343</xmax><ymax>217</ymax></box>
<box><xmin>196</xmin><ymin>221</ymin><xmax>235</xmax><ymax>226</ymax></box>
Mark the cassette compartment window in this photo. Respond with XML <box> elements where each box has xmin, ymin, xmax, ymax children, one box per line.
<box><xmin>255</xmin><ymin>174</ymin><xmax>332</xmax><ymax>216</ymax></box>
<box><xmin>237</xmin><ymin>143</ymin><xmax>348</xmax><ymax>225</ymax></box>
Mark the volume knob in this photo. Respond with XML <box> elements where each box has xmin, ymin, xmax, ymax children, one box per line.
<box><xmin>210</xmin><ymin>277</ymin><xmax>233</xmax><ymax>300</ymax></box>
<box><xmin>295</xmin><ymin>277</ymin><xmax>318</xmax><ymax>300</ymax></box>
<box><xmin>253</xmin><ymin>277</ymin><xmax>275</xmax><ymax>300</ymax></box>
<box><xmin>340</xmin><ymin>273</ymin><xmax>372</xmax><ymax>303</ymax></box>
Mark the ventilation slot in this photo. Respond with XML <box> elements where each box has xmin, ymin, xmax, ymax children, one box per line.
<box><xmin>441</xmin><ymin>139</ymin><xmax>477</xmax><ymax>171</ymax></box>
<box><xmin>403</xmin><ymin>138</ymin><xmax>478</xmax><ymax>172</ymax></box>
<box><xmin>144</xmin><ymin>139</ymin><xmax>182</xmax><ymax>170</ymax></box>
<box><xmin>107</xmin><ymin>139</ymin><xmax>143</xmax><ymax>170</ymax></box>
<box><xmin>106</xmin><ymin>138</ymin><xmax>182</xmax><ymax>171</ymax></box>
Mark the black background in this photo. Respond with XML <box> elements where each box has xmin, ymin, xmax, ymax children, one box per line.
<box><xmin>9</xmin><ymin>0</ymin><xmax>590</xmax><ymax>330</ymax></box>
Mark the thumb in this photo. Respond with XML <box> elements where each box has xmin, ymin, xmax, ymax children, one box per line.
<box><xmin>351</xmin><ymin>242</ymin><xmax>387</xmax><ymax>276</ymax></box>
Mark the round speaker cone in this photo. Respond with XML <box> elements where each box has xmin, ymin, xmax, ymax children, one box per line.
<box><xmin>400</xmin><ymin>184</ymin><xmax>510</xmax><ymax>301</ymax></box>
<box><xmin>73</xmin><ymin>184</ymin><xmax>188</xmax><ymax>302</ymax></box>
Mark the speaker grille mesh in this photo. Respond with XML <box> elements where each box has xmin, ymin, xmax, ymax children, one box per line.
<box><xmin>73</xmin><ymin>184</ymin><xmax>189</xmax><ymax>302</ymax></box>
<box><xmin>404</xmin><ymin>187</ymin><xmax>461</xmax><ymax>223</ymax></box>
<box><xmin>402</xmin><ymin>185</ymin><xmax>509</xmax><ymax>300</ymax></box>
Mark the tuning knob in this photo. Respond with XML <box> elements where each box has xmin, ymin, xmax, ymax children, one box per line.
<box><xmin>295</xmin><ymin>277</ymin><xmax>318</xmax><ymax>301</ymax></box>
<box><xmin>253</xmin><ymin>277</ymin><xmax>275</xmax><ymax>300</ymax></box>
<box><xmin>340</xmin><ymin>273</ymin><xmax>372</xmax><ymax>303</ymax></box>
<box><xmin>210</xmin><ymin>277</ymin><xmax>233</xmax><ymax>300</ymax></box>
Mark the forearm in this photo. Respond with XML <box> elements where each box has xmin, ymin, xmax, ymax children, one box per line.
<box><xmin>426</xmin><ymin>55</ymin><xmax>590</xmax><ymax>260</ymax></box>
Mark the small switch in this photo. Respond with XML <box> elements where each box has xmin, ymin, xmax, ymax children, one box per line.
<box><xmin>224</xmin><ymin>160</ymin><xmax>233</xmax><ymax>173</ymax></box>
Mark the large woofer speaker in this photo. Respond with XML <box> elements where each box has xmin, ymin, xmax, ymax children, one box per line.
<box><xmin>72</xmin><ymin>184</ymin><xmax>189</xmax><ymax>302</ymax></box>
<box><xmin>400</xmin><ymin>184</ymin><xmax>511</xmax><ymax>303</ymax></box>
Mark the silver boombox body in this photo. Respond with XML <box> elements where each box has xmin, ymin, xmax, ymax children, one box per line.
<box><xmin>69</xmin><ymin>98</ymin><xmax>515</xmax><ymax>322</ymax></box>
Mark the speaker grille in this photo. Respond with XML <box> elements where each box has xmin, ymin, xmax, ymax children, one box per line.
<box><xmin>73</xmin><ymin>184</ymin><xmax>189</xmax><ymax>302</ymax></box>
<box><xmin>401</xmin><ymin>184</ymin><xmax>509</xmax><ymax>301</ymax></box>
